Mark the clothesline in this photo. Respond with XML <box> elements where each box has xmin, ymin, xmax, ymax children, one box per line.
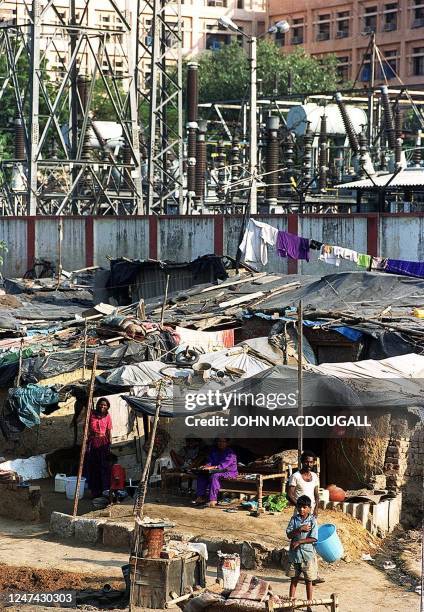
<box><xmin>239</xmin><ymin>218</ymin><xmax>424</xmax><ymax>279</ymax></box>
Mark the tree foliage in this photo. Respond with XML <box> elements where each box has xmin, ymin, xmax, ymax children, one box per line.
<box><xmin>194</xmin><ymin>40</ymin><xmax>347</xmax><ymax>103</ymax></box>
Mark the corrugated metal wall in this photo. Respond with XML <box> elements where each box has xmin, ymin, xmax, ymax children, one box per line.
<box><xmin>0</xmin><ymin>214</ymin><xmax>422</xmax><ymax>277</ymax></box>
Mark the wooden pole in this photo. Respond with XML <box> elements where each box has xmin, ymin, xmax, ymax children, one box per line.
<box><xmin>72</xmin><ymin>353</ymin><xmax>98</xmax><ymax>518</ymax></box>
<box><xmin>160</xmin><ymin>274</ymin><xmax>170</xmax><ymax>326</ymax></box>
<box><xmin>133</xmin><ymin>381</ymin><xmax>165</xmax><ymax>518</ymax></box>
<box><xmin>274</xmin><ymin>596</ymin><xmax>338</xmax><ymax>610</ymax></box>
<box><xmin>297</xmin><ymin>299</ymin><xmax>303</xmax><ymax>466</ymax></box>
<box><xmin>82</xmin><ymin>318</ymin><xmax>88</xmax><ymax>380</ymax></box>
<box><xmin>129</xmin><ymin>382</ymin><xmax>165</xmax><ymax>612</ymax></box>
<box><xmin>56</xmin><ymin>218</ymin><xmax>63</xmax><ymax>289</ymax></box>
<box><xmin>136</xmin><ymin>298</ymin><xmax>145</xmax><ymax>320</ymax></box>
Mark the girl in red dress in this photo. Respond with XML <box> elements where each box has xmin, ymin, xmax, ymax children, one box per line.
<box><xmin>85</xmin><ymin>398</ymin><xmax>112</xmax><ymax>498</ymax></box>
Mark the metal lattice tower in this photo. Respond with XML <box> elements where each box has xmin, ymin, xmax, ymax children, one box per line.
<box><xmin>0</xmin><ymin>0</ymin><xmax>183</xmax><ymax>216</ymax></box>
<box><xmin>136</xmin><ymin>0</ymin><xmax>183</xmax><ymax>214</ymax></box>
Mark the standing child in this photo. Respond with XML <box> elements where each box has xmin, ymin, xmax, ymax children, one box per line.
<box><xmin>286</xmin><ymin>495</ymin><xmax>318</xmax><ymax>612</ymax></box>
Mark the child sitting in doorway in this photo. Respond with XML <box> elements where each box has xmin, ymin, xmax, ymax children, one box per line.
<box><xmin>102</xmin><ymin>454</ymin><xmax>128</xmax><ymax>504</ymax></box>
<box><xmin>286</xmin><ymin>495</ymin><xmax>318</xmax><ymax>612</ymax></box>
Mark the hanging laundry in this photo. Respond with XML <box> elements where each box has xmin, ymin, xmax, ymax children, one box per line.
<box><xmin>239</xmin><ymin>219</ymin><xmax>278</xmax><ymax>268</ymax></box>
<box><xmin>385</xmin><ymin>259</ymin><xmax>424</xmax><ymax>279</ymax></box>
<box><xmin>319</xmin><ymin>245</ymin><xmax>340</xmax><ymax>266</ymax></box>
<box><xmin>371</xmin><ymin>257</ymin><xmax>388</xmax><ymax>271</ymax></box>
<box><xmin>336</xmin><ymin>247</ymin><xmax>359</xmax><ymax>263</ymax></box>
<box><xmin>309</xmin><ymin>240</ymin><xmax>323</xmax><ymax>250</ymax></box>
<box><xmin>276</xmin><ymin>231</ymin><xmax>310</xmax><ymax>261</ymax></box>
<box><xmin>357</xmin><ymin>253</ymin><xmax>372</xmax><ymax>269</ymax></box>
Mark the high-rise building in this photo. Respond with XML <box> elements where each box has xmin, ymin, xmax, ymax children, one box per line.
<box><xmin>0</xmin><ymin>0</ymin><xmax>267</xmax><ymax>84</ymax></box>
<box><xmin>267</xmin><ymin>0</ymin><xmax>424</xmax><ymax>87</ymax></box>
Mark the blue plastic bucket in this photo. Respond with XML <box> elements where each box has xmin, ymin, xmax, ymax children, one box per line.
<box><xmin>315</xmin><ymin>523</ymin><xmax>344</xmax><ymax>563</ymax></box>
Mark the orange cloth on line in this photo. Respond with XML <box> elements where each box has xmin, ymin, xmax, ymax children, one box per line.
<box><xmin>110</xmin><ymin>464</ymin><xmax>126</xmax><ymax>490</ymax></box>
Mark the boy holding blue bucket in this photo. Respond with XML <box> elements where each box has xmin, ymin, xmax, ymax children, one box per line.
<box><xmin>286</xmin><ymin>495</ymin><xmax>318</xmax><ymax>611</ymax></box>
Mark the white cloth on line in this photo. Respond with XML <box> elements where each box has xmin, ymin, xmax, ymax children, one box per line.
<box><xmin>337</xmin><ymin>247</ymin><xmax>358</xmax><ymax>263</ymax></box>
<box><xmin>319</xmin><ymin>245</ymin><xmax>340</xmax><ymax>266</ymax></box>
<box><xmin>239</xmin><ymin>219</ymin><xmax>278</xmax><ymax>268</ymax></box>
<box><xmin>319</xmin><ymin>245</ymin><xmax>358</xmax><ymax>266</ymax></box>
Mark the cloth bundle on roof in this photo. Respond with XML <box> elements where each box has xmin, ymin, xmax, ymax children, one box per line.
<box><xmin>7</xmin><ymin>384</ymin><xmax>60</xmax><ymax>428</ymax></box>
<box><xmin>176</xmin><ymin>326</ymin><xmax>234</xmax><ymax>351</ymax></box>
<box><xmin>99</xmin><ymin>316</ymin><xmax>179</xmax><ymax>358</ymax></box>
<box><xmin>95</xmin><ymin>361</ymin><xmax>165</xmax><ymax>393</ymax></box>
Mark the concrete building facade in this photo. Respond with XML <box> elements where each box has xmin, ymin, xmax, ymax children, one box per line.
<box><xmin>267</xmin><ymin>0</ymin><xmax>424</xmax><ymax>87</ymax></box>
<box><xmin>0</xmin><ymin>0</ymin><xmax>266</xmax><ymax>83</ymax></box>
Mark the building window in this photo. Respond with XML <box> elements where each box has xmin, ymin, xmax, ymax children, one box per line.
<box><xmin>291</xmin><ymin>18</ymin><xmax>304</xmax><ymax>44</ymax></box>
<box><xmin>316</xmin><ymin>14</ymin><xmax>331</xmax><ymax>41</ymax></box>
<box><xmin>364</xmin><ymin>6</ymin><xmax>378</xmax><ymax>32</ymax></box>
<box><xmin>412</xmin><ymin>0</ymin><xmax>424</xmax><ymax>27</ymax></box>
<box><xmin>360</xmin><ymin>52</ymin><xmax>372</xmax><ymax>82</ymax></box>
<box><xmin>379</xmin><ymin>49</ymin><xmax>398</xmax><ymax>78</ymax></box>
<box><xmin>336</xmin><ymin>56</ymin><xmax>350</xmax><ymax>81</ymax></box>
<box><xmin>412</xmin><ymin>46</ymin><xmax>424</xmax><ymax>74</ymax></box>
<box><xmin>207</xmin><ymin>0</ymin><xmax>228</xmax><ymax>6</ymax></box>
<box><xmin>98</xmin><ymin>11</ymin><xmax>124</xmax><ymax>44</ymax></box>
<box><xmin>336</xmin><ymin>11</ymin><xmax>350</xmax><ymax>38</ymax></box>
<box><xmin>383</xmin><ymin>3</ymin><xmax>398</xmax><ymax>31</ymax></box>
<box><xmin>205</xmin><ymin>23</ymin><xmax>231</xmax><ymax>49</ymax></box>
<box><xmin>237</xmin><ymin>0</ymin><xmax>244</xmax><ymax>8</ymax></box>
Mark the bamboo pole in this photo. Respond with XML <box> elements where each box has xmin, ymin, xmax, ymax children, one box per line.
<box><xmin>297</xmin><ymin>300</ymin><xmax>303</xmax><ymax>466</ymax></box>
<box><xmin>82</xmin><ymin>319</ymin><xmax>88</xmax><ymax>380</ymax></box>
<box><xmin>129</xmin><ymin>382</ymin><xmax>165</xmax><ymax>612</ymax></box>
<box><xmin>160</xmin><ymin>274</ymin><xmax>170</xmax><ymax>326</ymax></box>
<box><xmin>133</xmin><ymin>381</ymin><xmax>165</xmax><ymax>518</ymax></box>
<box><xmin>56</xmin><ymin>218</ymin><xmax>63</xmax><ymax>289</ymax></box>
<box><xmin>72</xmin><ymin>353</ymin><xmax>98</xmax><ymax>518</ymax></box>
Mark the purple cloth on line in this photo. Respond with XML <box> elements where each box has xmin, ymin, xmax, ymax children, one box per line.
<box><xmin>385</xmin><ymin>259</ymin><xmax>424</xmax><ymax>279</ymax></box>
<box><xmin>276</xmin><ymin>231</ymin><xmax>310</xmax><ymax>261</ymax></box>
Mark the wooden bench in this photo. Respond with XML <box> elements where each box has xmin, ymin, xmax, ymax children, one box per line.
<box><xmin>219</xmin><ymin>460</ymin><xmax>297</xmax><ymax>513</ymax></box>
<box><xmin>162</xmin><ymin>458</ymin><xmax>320</xmax><ymax>513</ymax></box>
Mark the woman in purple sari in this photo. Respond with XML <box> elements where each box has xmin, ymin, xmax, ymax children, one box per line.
<box><xmin>194</xmin><ymin>438</ymin><xmax>238</xmax><ymax>507</ymax></box>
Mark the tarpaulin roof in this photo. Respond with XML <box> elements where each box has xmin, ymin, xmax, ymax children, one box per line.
<box><xmin>0</xmin><ymin>342</ymin><xmax>153</xmax><ymax>386</ymax></box>
<box><xmin>97</xmin><ymin>345</ymin><xmax>273</xmax><ymax>395</ymax></box>
<box><xmin>252</xmin><ymin>271</ymin><xmax>424</xmax><ymax>313</ymax></box>
<box><xmin>123</xmin><ymin>353</ymin><xmax>424</xmax><ymax>418</ymax></box>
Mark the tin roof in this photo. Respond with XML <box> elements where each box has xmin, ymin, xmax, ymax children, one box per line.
<box><xmin>337</xmin><ymin>168</ymin><xmax>424</xmax><ymax>190</ymax></box>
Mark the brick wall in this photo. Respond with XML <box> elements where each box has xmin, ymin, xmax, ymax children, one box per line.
<box><xmin>384</xmin><ymin>421</ymin><xmax>424</xmax><ymax>527</ymax></box>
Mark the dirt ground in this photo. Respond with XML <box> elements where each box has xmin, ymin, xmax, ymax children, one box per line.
<box><xmin>88</xmin><ymin>495</ymin><xmax>378</xmax><ymax>561</ymax></box>
<box><xmin>0</xmin><ymin>515</ymin><xmax>420</xmax><ymax>611</ymax></box>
